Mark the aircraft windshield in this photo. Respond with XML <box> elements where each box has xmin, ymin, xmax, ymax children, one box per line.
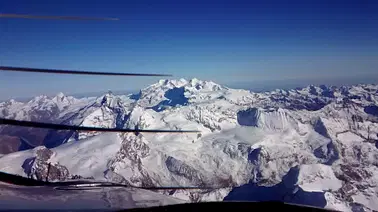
<box><xmin>0</xmin><ymin>1</ymin><xmax>378</xmax><ymax>211</ymax></box>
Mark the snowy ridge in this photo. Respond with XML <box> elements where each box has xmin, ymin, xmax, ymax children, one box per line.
<box><xmin>1</xmin><ymin>80</ymin><xmax>378</xmax><ymax>211</ymax></box>
<box><xmin>237</xmin><ymin>107</ymin><xmax>297</xmax><ymax>131</ymax></box>
<box><xmin>0</xmin><ymin>93</ymin><xmax>92</xmax><ymax>121</ymax></box>
<box><xmin>0</xmin><ymin>93</ymin><xmax>94</xmax><ymax>152</ymax></box>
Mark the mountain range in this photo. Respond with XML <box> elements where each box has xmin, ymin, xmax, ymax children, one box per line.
<box><xmin>0</xmin><ymin>78</ymin><xmax>378</xmax><ymax>211</ymax></box>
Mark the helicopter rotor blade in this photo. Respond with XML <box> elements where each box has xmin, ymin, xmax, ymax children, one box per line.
<box><xmin>0</xmin><ymin>66</ymin><xmax>172</xmax><ymax>77</ymax></box>
<box><xmin>0</xmin><ymin>118</ymin><xmax>200</xmax><ymax>134</ymax></box>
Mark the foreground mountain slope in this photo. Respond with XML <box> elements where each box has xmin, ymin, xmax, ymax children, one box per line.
<box><xmin>1</xmin><ymin>79</ymin><xmax>378</xmax><ymax>211</ymax></box>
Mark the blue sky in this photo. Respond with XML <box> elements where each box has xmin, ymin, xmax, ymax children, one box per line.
<box><xmin>1</xmin><ymin>0</ymin><xmax>378</xmax><ymax>100</ymax></box>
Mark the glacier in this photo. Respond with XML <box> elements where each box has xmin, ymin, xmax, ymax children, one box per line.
<box><xmin>1</xmin><ymin>79</ymin><xmax>378</xmax><ymax>211</ymax></box>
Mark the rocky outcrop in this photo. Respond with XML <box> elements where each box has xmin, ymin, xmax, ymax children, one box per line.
<box><xmin>107</xmin><ymin>134</ymin><xmax>153</xmax><ymax>187</ymax></box>
<box><xmin>22</xmin><ymin>146</ymin><xmax>69</xmax><ymax>182</ymax></box>
<box><xmin>165</xmin><ymin>156</ymin><xmax>204</xmax><ymax>186</ymax></box>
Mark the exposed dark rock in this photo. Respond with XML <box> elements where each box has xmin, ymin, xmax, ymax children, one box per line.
<box><xmin>165</xmin><ymin>156</ymin><xmax>204</xmax><ymax>185</ymax></box>
<box><xmin>36</xmin><ymin>146</ymin><xmax>53</xmax><ymax>161</ymax></box>
<box><xmin>107</xmin><ymin>134</ymin><xmax>153</xmax><ymax>187</ymax></box>
<box><xmin>338</xmin><ymin>164</ymin><xmax>373</xmax><ymax>182</ymax></box>
<box><xmin>21</xmin><ymin>146</ymin><xmax>69</xmax><ymax>182</ymax></box>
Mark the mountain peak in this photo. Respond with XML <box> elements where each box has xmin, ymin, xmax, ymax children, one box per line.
<box><xmin>52</xmin><ymin>92</ymin><xmax>66</xmax><ymax>101</ymax></box>
<box><xmin>156</xmin><ymin>79</ymin><xmax>185</xmax><ymax>87</ymax></box>
<box><xmin>29</xmin><ymin>95</ymin><xmax>49</xmax><ymax>103</ymax></box>
<box><xmin>154</xmin><ymin>78</ymin><xmax>222</xmax><ymax>90</ymax></box>
<box><xmin>158</xmin><ymin>79</ymin><xmax>168</xmax><ymax>85</ymax></box>
<box><xmin>189</xmin><ymin>78</ymin><xmax>200</xmax><ymax>84</ymax></box>
<box><xmin>0</xmin><ymin>98</ymin><xmax>21</xmax><ymax>107</ymax></box>
<box><xmin>56</xmin><ymin>92</ymin><xmax>65</xmax><ymax>98</ymax></box>
<box><xmin>100</xmin><ymin>91</ymin><xmax>123</xmax><ymax>109</ymax></box>
<box><xmin>8</xmin><ymin>99</ymin><xmax>17</xmax><ymax>104</ymax></box>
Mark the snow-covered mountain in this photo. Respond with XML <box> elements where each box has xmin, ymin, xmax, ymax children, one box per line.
<box><xmin>0</xmin><ymin>93</ymin><xmax>94</xmax><ymax>153</ymax></box>
<box><xmin>1</xmin><ymin>79</ymin><xmax>378</xmax><ymax>211</ymax></box>
<box><xmin>0</xmin><ymin>92</ymin><xmax>92</xmax><ymax>121</ymax></box>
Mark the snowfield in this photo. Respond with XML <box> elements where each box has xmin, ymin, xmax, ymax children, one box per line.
<box><xmin>1</xmin><ymin>79</ymin><xmax>378</xmax><ymax>211</ymax></box>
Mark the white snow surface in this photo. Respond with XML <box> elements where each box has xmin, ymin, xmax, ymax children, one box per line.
<box><xmin>50</xmin><ymin>132</ymin><xmax>123</xmax><ymax>178</ymax></box>
<box><xmin>297</xmin><ymin>164</ymin><xmax>342</xmax><ymax>192</ymax></box>
<box><xmin>1</xmin><ymin>79</ymin><xmax>378</xmax><ymax>211</ymax></box>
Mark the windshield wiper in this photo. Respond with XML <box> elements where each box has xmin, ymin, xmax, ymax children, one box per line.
<box><xmin>53</xmin><ymin>181</ymin><xmax>127</xmax><ymax>190</ymax></box>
